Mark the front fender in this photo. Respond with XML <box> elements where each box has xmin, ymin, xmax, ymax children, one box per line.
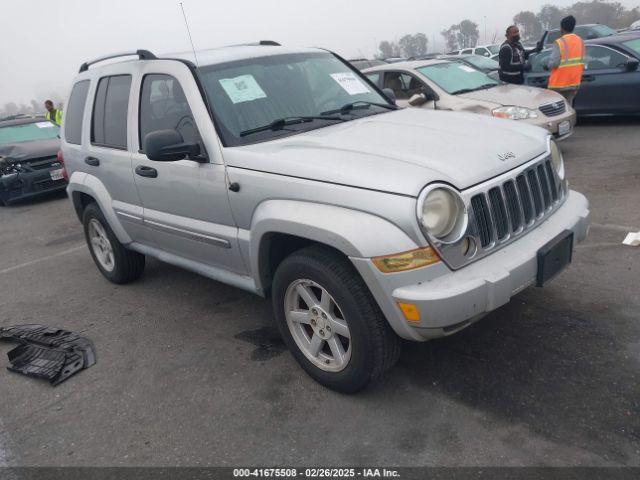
<box><xmin>249</xmin><ymin>199</ymin><xmax>418</xmax><ymax>291</ymax></box>
<box><xmin>66</xmin><ymin>171</ymin><xmax>134</xmax><ymax>244</ymax></box>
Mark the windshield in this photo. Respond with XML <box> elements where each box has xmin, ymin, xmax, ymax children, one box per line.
<box><xmin>623</xmin><ymin>38</ymin><xmax>640</xmax><ymax>56</ymax></box>
<box><xmin>417</xmin><ymin>62</ymin><xmax>499</xmax><ymax>94</ymax></box>
<box><xmin>0</xmin><ymin>121</ymin><xmax>59</xmax><ymax>145</ymax></box>
<box><xmin>198</xmin><ymin>52</ymin><xmax>391</xmax><ymax>146</ymax></box>
<box><xmin>488</xmin><ymin>45</ymin><xmax>500</xmax><ymax>55</ymax></box>
<box><xmin>591</xmin><ymin>25</ymin><xmax>616</xmax><ymax>36</ymax></box>
<box><xmin>465</xmin><ymin>55</ymin><xmax>500</xmax><ymax>70</ymax></box>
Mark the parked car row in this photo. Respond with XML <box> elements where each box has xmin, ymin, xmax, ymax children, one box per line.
<box><xmin>56</xmin><ymin>43</ymin><xmax>589</xmax><ymax>392</ymax></box>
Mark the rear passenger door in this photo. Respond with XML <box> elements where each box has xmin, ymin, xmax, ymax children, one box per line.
<box><xmin>130</xmin><ymin>63</ymin><xmax>245</xmax><ymax>274</ymax></box>
<box><xmin>88</xmin><ymin>74</ymin><xmax>147</xmax><ymax>241</ymax></box>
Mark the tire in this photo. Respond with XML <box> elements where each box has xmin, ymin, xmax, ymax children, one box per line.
<box><xmin>82</xmin><ymin>202</ymin><xmax>145</xmax><ymax>284</ymax></box>
<box><xmin>272</xmin><ymin>245</ymin><xmax>401</xmax><ymax>393</ymax></box>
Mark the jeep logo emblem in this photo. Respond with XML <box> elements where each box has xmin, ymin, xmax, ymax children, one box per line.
<box><xmin>498</xmin><ymin>152</ymin><xmax>516</xmax><ymax>161</ymax></box>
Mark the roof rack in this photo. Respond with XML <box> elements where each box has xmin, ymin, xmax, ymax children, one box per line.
<box><xmin>79</xmin><ymin>49</ymin><xmax>157</xmax><ymax>73</ymax></box>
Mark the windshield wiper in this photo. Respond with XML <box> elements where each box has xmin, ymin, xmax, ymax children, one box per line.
<box><xmin>451</xmin><ymin>84</ymin><xmax>497</xmax><ymax>95</ymax></box>
<box><xmin>321</xmin><ymin>101</ymin><xmax>398</xmax><ymax>116</ymax></box>
<box><xmin>239</xmin><ymin>116</ymin><xmax>344</xmax><ymax>137</ymax></box>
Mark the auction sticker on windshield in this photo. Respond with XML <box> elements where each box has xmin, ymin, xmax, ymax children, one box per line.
<box><xmin>219</xmin><ymin>74</ymin><xmax>267</xmax><ymax>104</ymax></box>
<box><xmin>458</xmin><ymin>65</ymin><xmax>477</xmax><ymax>73</ymax></box>
<box><xmin>330</xmin><ymin>72</ymin><xmax>370</xmax><ymax>95</ymax></box>
<box><xmin>35</xmin><ymin>122</ymin><xmax>55</xmax><ymax>129</ymax></box>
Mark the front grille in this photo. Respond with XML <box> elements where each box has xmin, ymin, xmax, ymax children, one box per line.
<box><xmin>469</xmin><ymin>159</ymin><xmax>563</xmax><ymax>255</ymax></box>
<box><xmin>539</xmin><ymin>101</ymin><xmax>566</xmax><ymax>117</ymax></box>
<box><xmin>33</xmin><ymin>179</ymin><xmax>66</xmax><ymax>191</ymax></box>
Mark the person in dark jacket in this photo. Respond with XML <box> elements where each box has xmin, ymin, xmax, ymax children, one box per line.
<box><xmin>498</xmin><ymin>26</ymin><xmax>541</xmax><ymax>84</ymax></box>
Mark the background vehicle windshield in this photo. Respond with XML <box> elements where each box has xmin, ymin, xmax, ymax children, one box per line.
<box><xmin>198</xmin><ymin>52</ymin><xmax>390</xmax><ymax>146</ymax></box>
<box><xmin>0</xmin><ymin>121</ymin><xmax>59</xmax><ymax>145</ymax></box>
<box><xmin>488</xmin><ymin>45</ymin><xmax>500</xmax><ymax>55</ymax></box>
<box><xmin>465</xmin><ymin>55</ymin><xmax>499</xmax><ymax>70</ymax></box>
<box><xmin>591</xmin><ymin>25</ymin><xmax>616</xmax><ymax>36</ymax></box>
<box><xmin>417</xmin><ymin>62</ymin><xmax>499</xmax><ymax>94</ymax></box>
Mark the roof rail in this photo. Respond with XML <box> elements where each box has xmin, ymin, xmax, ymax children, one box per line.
<box><xmin>79</xmin><ymin>49</ymin><xmax>157</xmax><ymax>73</ymax></box>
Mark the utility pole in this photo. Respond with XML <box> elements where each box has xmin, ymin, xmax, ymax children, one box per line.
<box><xmin>484</xmin><ymin>16</ymin><xmax>487</xmax><ymax>44</ymax></box>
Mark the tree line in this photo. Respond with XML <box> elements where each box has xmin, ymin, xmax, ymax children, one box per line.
<box><xmin>376</xmin><ymin>0</ymin><xmax>639</xmax><ymax>57</ymax></box>
<box><xmin>0</xmin><ymin>97</ymin><xmax>64</xmax><ymax>120</ymax></box>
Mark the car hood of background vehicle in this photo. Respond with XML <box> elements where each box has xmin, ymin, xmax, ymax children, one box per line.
<box><xmin>224</xmin><ymin>108</ymin><xmax>548</xmax><ymax>196</ymax></box>
<box><xmin>458</xmin><ymin>84</ymin><xmax>563</xmax><ymax>110</ymax></box>
<box><xmin>0</xmin><ymin>138</ymin><xmax>60</xmax><ymax>162</ymax></box>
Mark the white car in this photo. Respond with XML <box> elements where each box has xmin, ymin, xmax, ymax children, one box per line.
<box><xmin>448</xmin><ymin>44</ymin><xmax>501</xmax><ymax>58</ymax></box>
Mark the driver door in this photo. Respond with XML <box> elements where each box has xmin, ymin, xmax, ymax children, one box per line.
<box><xmin>129</xmin><ymin>62</ymin><xmax>245</xmax><ymax>275</ymax></box>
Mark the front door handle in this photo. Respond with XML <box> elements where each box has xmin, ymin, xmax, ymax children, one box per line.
<box><xmin>135</xmin><ymin>165</ymin><xmax>158</xmax><ymax>178</ymax></box>
<box><xmin>85</xmin><ymin>156</ymin><xmax>100</xmax><ymax>166</ymax></box>
<box><xmin>582</xmin><ymin>75</ymin><xmax>596</xmax><ymax>82</ymax></box>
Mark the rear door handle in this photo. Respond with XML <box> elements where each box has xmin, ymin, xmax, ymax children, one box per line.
<box><xmin>135</xmin><ymin>165</ymin><xmax>158</xmax><ymax>178</ymax></box>
<box><xmin>84</xmin><ymin>156</ymin><xmax>100</xmax><ymax>166</ymax></box>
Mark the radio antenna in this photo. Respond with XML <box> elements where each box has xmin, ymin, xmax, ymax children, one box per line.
<box><xmin>179</xmin><ymin>2</ymin><xmax>200</xmax><ymax>66</ymax></box>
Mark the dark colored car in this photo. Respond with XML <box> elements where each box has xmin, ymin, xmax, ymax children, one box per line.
<box><xmin>348</xmin><ymin>58</ymin><xmax>387</xmax><ymax>70</ymax></box>
<box><xmin>545</xmin><ymin>24</ymin><xmax>617</xmax><ymax>45</ymax></box>
<box><xmin>525</xmin><ymin>32</ymin><xmax>640</xmax><ymax>115</ymax></box>
<box><xmin>0</xmin><ymin>117</ymin><xmax>66</xmax><ymax>206</ymax></box>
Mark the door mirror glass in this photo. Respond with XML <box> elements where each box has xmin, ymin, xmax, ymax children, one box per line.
<box><xmin>144</xmin><ymin>129</ymin><xmax>201</xmax><ymax>162</ymax></box>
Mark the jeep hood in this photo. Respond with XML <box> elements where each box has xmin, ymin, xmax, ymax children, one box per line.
<box><xmin>224</xmin><ymin>108</ymin><xmax>549</xmax><ymax>196</ymax></box>
<box><xmin>458</xmin><ymin>84</ymin><xmax>564</xmax><ymax>110</ymax></box>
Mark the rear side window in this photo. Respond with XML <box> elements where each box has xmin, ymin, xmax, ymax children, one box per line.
<box><xmin>64</xmin><ymin>80</ymin><xmax>90</xmax><ymax>145</ymax></box>
<box><xmin>92</xmin><ymin>75</ymin><xmax>131</xmax><ymax>149</ymax></box>
<box><xmin>138</xmin><ymin>74</ymin><xmax>200</xmax><ymax>152</ymax></box>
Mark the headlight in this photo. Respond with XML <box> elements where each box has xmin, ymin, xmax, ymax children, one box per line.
<box><xmin>419</xmin><ymin>187</ymin><xmax>466</xmax><ymax>241</ymax></box>
<box><xmin>550</xmin><ymin>139</ymin><xmax>565</xmax><ymax>180</ymax></box>
<box><xmin>492</xmin><ymin>106</ymin><xmax>538</xmax><ymax>120</ymax></box>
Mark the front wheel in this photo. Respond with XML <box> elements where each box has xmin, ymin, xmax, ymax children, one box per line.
<box><xmin>272</xmin><ymin>245</ymin><xmax>401</xmax><ymax>393</ymax></box>
<box><xmin>82</xmin><ymin>203</ymin><xmax>145</xmax><ymax>284</ymax></box>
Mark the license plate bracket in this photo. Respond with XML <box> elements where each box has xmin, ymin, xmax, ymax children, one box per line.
<box><xmin>50</xmin><ymin>169</ymin><xmax>64</xmax><ymax>181</ymax></box>
<box><xmin>536</xmin><ymin>230</ymin><xmax>574</xmax><ymax>287</ymax></box>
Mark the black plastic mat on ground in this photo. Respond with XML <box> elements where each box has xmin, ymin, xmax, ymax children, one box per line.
<box><xmin>0</xmin><ymin>324</ymin><xmax>96</xmax><ymax>385</ymax></box>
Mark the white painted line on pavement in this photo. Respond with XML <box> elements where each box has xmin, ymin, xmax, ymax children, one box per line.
<box><xmin>0</xmin><ymin>245</ymin><xmax>85</xmax><ymax>276</ymax></box>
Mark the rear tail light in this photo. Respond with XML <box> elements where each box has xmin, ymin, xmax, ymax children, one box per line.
<box><xmin>57</xmin><ymin>150</ymin><xmax>69</xmax><ymax>181</ymax></box>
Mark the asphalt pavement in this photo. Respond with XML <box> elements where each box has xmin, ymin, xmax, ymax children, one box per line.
<box><xmin>0</xmin><ymin>118</ymin><xmax>639</xmax><ymax>467</ymax></box>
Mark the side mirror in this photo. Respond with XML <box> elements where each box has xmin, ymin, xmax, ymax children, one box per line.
<box><xmin>143</xmin><ymin>129</ymin><xmax>201</xmax><ymax>162</ymax></box>
<box><xmin>408</xmin><ymin>93</ymin><xmax>427</xmax><ymax>107</ymax></box>
<box><xmin>382</xmin><ymin>88</ymin><xmax>397</xmax><ymax>105</ymax></box>
<box><xmin>625</xmin><ymin>59</ymin><xmax>639</xmax><ymax>71</ymax></box>
<box><xmin>587</xmin><ymin>33</ymin><xmax>598</xmax><ymax>39</ymax></box>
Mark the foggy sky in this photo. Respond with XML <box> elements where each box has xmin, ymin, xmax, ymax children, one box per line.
<box><xmin>2</xmin><ymin>0</ymin><xmax>638</xmax><ymax>106</ymax></box>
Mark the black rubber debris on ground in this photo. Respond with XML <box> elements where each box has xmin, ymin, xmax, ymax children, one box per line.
<box><xmin>0</xmin><ymin>324</ymin><xmax>96</xmax><ymax>385</ymax></box>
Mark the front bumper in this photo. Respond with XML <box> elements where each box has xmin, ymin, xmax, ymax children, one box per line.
<box><xmin>527</xmin><ymin>109</ymin><xmax>576</xmax><ymax>141</ymax></box>
<box><xmin>0</xmin><ymin>169</ymin><xmax>67</xmax><ymax>205</ymax></box>
<box><xmin>351</xmin><ymin>190</ymin><xmax>590</xmax><ymax>341</ymax></box>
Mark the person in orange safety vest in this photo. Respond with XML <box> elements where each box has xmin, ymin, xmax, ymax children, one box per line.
<box><xmin>546</xmin><ymin>15</ymin><xmax>586</xmax><ymax>106</ymax></box>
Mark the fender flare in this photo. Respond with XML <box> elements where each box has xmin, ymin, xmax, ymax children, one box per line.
<box><xmin>249</xmin><ymin>199</ymin><xmax>418</xmax><ymax>291</ymax></box>
<box><xmin>67</xmin><ymin>172</ymin><xmax>133</xmax><ymax>244</ymax></box>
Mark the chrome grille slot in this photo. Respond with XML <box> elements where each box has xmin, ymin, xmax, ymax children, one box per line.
<box><xmin>488</xmin><ymin>187</ymin><xmax>509</xmax><ymax>240</ymax></box>
<box><xmin>539</xmin><ymin>101</ymin><xmax>566</xmax><ymax>117</ymax></box>
<box><xmin>545</xmin><ymin>160</ymin><xmax>558</xmax><ymax>202</ymax></box>
<box><xmin>471</xmin><ymin>194</ymin><xmax>492</xmax><ymax>248</ymax></box>
<box><xmin>516</xmin><ymin>175</ymin><xmax>534</xmax><ymax>224</ymax></box>
<box><xmin>503</xmin><ymin>180</ymin><xmax>522</xmax><ymax>232</ymax></box>
<box><xmin>527</xmin><ymin>169</ymin><xmax>544</xmax><ymax>216</ymax></box>
<box><xmin>537</xmin><ymin>164</ymin><xmax>552</xmax><ymax>209</ymax></box>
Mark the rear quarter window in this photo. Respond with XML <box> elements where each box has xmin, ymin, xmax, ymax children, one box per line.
<box><xmin>64</xmin><ymin>80</ymin><xmax>90</xmax><ymax>145</ymax></box>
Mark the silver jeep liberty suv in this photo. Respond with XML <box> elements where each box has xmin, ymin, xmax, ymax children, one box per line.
<box><xmin>61</xmin><ymin>43</ymin><xmax>590</xmax><ymax>392</ymax></box>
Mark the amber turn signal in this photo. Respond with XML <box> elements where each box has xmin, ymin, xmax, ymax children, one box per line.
<box><xmin>372</xmin><ymin>247</ymin><xmax>441</xmax><ymax>273</ymax></box>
